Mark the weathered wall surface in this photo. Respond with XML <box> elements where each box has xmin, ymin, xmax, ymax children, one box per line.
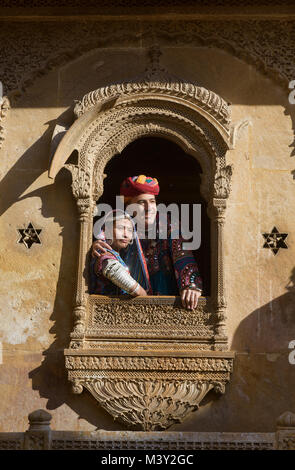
<box><xmin>1</xmin><ymin>23</ymin><xmax>295</xmax><ymax>432</ymax></box>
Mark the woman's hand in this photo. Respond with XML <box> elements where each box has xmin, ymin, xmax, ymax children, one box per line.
<box><xmin>92</xmin><ymin>240</ymin><xmax>112</xmax><ymax>258</ymax></box>
<box><xmin>135</xmin><ymin>285</ymin><xmax>148</xmax><ymax>297</ymax></box>
<box><xmin>130</xmin><ymin>282</ymin><xmax>147</xmax><ymax>297</ymax></box>
<box><xmin>180</xmin><ymin>287</ymin><xmax>201</xmax><ymax>310</ymax></box>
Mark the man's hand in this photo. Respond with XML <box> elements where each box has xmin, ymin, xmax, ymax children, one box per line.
<box><xmin>180</xmin><ymin>287</ymin><xmax>201</xmax><ymax>310</ymax></box>
<box><xmin>91</xmin><ymin>240</ymin><xmax>112</xmax><ymax>258</ymax></box>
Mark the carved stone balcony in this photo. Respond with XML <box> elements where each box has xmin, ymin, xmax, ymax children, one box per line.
<box><xmin>64</xmin><ymin>296</ymin><xmax>234</xmax><ymax>431</ymax></box>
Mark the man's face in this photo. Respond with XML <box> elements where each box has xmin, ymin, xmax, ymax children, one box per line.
<box><xmin>127</xmin><ymin>193</ymin><xmax>157</xmax><ymax>228</ymax></box>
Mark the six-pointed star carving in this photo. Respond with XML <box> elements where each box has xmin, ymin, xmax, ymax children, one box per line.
<box><xmin>262</xmin><ymin>226</ymin><xmax>288</xmax><ymax>255</ymax></box>
<box><xmin>17</xmin><ymin>222</ymin><xmax>41</xmax><ymax>249</ymax></box>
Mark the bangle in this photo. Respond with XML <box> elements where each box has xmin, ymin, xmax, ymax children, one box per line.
<box><xmin>186</xmin><ymin>283</ymin><xmax>202</xmax><ymax>294</ymax></box>
<box><xmin>129</xmin><ymin>283</ymin><xmax>140</xmax><ymax>296</ymax></box>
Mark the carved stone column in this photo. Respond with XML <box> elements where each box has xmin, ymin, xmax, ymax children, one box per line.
<box><xmin>69</xmin><ymin>166</ymin><xmax>92</xmax><ymax>348</ymax></box>
<box><xmin>208</xmin><ymin>165</ymin><xmax>232</xmax><ymax>344</ymax></box>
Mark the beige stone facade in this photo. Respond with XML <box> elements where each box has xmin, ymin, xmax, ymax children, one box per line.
<box><xmin>0</xmin><ymin>1</ymin><xmax>295</xmax><ymax>441</ymax></box>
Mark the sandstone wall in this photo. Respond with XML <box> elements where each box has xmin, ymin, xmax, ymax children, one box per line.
<box><xmin>1</xmin><ymin>35</ymin><xmax>295</xmax><ymax>432</ymax></box>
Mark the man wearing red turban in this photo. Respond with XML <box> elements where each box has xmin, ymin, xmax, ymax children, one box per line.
<box><xmin>120</xmin><ymin>175</ymin><xmax>160</xmax><ymax>197</ymax></box>
<box><xmin>92</xmin><ymin>175</ymin><xmax>202</xmax><ymax>310</ymax></box>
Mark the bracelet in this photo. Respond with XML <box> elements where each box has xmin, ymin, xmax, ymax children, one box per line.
<box><xmin>129</xmin><ymin>283</ymin><xmax>140</xmax><ymax>296</ymax></box>
<box><xmin>102</xmin><ymin>259</ymin><xmax>138</xmax><ymax>294</ymax></box>
<box><xmin>185</xmin><ymin>283</ymin><xmax>202</xmax><ymax>294</ymax></box>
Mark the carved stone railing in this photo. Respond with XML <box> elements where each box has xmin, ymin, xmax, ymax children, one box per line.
<box><xmin>1</xmin><ymin>409</ymin><xmax>295</xmax><ymax>450</ymax></box>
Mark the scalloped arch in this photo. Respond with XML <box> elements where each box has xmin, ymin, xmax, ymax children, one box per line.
<box><xmin>49</xmin><ymin>90</ymin><xmax>230</xmax><ymax>183</ymax></box>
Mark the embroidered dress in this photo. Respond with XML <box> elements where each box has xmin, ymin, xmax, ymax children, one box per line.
<box><xmin>140</xmin><ymin>230</ymin><xmax>202</xmax><ymax>296</ymax></box>
<box><xmin>117</xmin><ymin>174</ymin><xmax>202</xmax><ymax>295</ymax></box>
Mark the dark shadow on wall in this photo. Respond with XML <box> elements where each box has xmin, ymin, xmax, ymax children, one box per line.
<box><xmin>231</xmin><ymin>267</ymin><xmax>295</xmax><ymax>353</ymax></box>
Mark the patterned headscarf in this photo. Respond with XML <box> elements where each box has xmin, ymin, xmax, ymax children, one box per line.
<box><xmin>120</xmin><ymin>175</ymin><xmax>160</xmax><ymax>198</ymax></box>
<box><xmin>94</xmin><ymin>209</ymin><xmax>152</xmax><ymax>294</ymax></box>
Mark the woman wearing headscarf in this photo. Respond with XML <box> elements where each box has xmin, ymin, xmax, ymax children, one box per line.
<box><xmin>90</xmin><ymin>209</ymin><xmax>151</xmax><ymax>297</ymax></box>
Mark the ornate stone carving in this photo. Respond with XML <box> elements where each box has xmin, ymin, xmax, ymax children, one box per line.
<box><xmin>17</xmin><ymin>222</ymin><xmax>42</xmax><ymax>249</ymax></box>
<box><xmin>277</xmin><ymin>411</ymin><xmax>295</xmax><ymax>428</ymax></box>
<box><xmin>24</xmin><ymin>409</ymin><xmax>52</xmax><ymax>450</ymax></box>
<box><xmin>84</xmin><ymin>379</ymin><xmax>214</xmax><ymax>431</ymax></box>
<box><xmin>71</xmin><ymin>305</ymin><xmax>87</xmax><ymax>336</ymax></box>
<box><xmin>65</xmin><ymin>355</ymin><xmax>233</xmax><ymax>372</ymax></box>
<box><xmin>74</xmin><ymin>47</ymin><xmax>230</xmax><ymax>134</ymax></box>
<box><xmin>262</xmin><ymin>227</ymin><xmax>288</xmax><ymax>255</ymax></box>
<box><xmin>64</xmin><ymin>349</ymin><xmax>233</xmax><ymax>430</ymax></box>
<box><xmin>0</xmin><ymin>20</ymin><xmax>294</xmax><ymax>99</ymax></box>
<box><xmin>214</xmin><ymin>165</ymin><xmax>233</xmax><ymax>199</ymax></box>
<box><xmin>89</xmin><ymin>296</ymin><xmax>210</xmax><ymax>326</ymax></box>
<box><xmin>27</xmin><ymin>409</ymin><xmax>52</xmax><ymax>431</ymax></box>
<box><xmin>46</xmin><ymin>46</ymin><xmax>236</xmax><ymax>430</ymax></box>
<box><xmin>70</xmin><ymin>166</ymin><xmax>91</xmax><ymax>200</ymax></box>
<box><xmin>1</xmin><ymin>18</ymin><xmax>293</xmax><ymax>147</ymax></box>
<box><xmin>1</xmin><ymin>0</ymin><xmax>291</xmax><ymax>7</ymax></box>
<box><xmin>0</xmin><ymin>439</ymin><xmax>22</xmax><ymax>450</ymax></box>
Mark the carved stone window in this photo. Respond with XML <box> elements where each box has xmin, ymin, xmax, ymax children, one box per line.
<box><xmin>49</xmin><ymin>48</ymin><xmax>234</xmax><ymax>430</ymax></box>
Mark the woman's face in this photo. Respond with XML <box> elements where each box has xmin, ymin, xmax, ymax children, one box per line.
<box><xmin>111</xmin><ymin>218</ymin><xmax>133</xmax><ymax>251</ymax></box>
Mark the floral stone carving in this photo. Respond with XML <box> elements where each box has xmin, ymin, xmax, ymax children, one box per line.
<box><xmin>64</xmin><ymin>348</ymin><xmax>233</xmax><ymax>431</ymax></box>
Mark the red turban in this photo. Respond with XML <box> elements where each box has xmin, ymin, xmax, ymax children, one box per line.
<box><xmin>120</xmin><ymin>175</ymin><xmax>160</xmax><ymax>197</ymax></box>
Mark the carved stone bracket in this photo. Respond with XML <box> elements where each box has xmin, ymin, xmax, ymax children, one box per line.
<box><xmin>65</xmin><ymin>346</ymin><xmax>234</xmax><ymax>431</ymax></box>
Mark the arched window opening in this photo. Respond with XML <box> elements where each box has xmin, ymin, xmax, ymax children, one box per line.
<box><xmin>95</xmin><ymin>136</ymin><xmax>210</xmax><ymax>296</ymax></box>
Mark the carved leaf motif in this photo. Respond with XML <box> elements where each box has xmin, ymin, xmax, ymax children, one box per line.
<box><xmin>84</xmin><ymin>378</ymin><xmax>214</xmax><ymax>430</ymax></box>
<box><xmin>214</xmin><ymin>165</ymin><xmax>232</xmax><ymax>198</ymax></box>
<box><xmin>71</xmin><ymin>166</ymin><xmax>91</xmax><ymax>199</ymax></box>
